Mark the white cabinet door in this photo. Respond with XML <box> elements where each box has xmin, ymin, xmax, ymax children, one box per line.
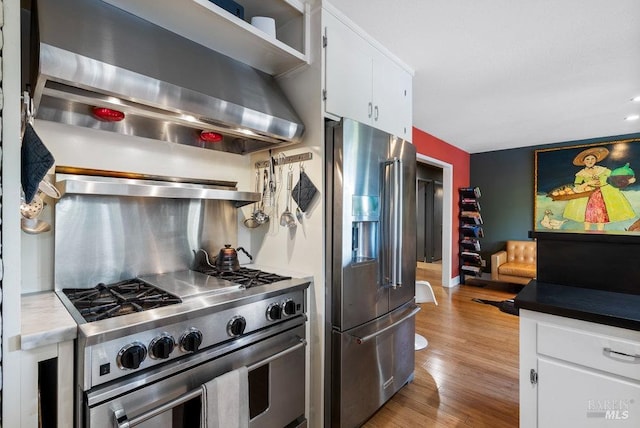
<box><xmin>323</xmin><ymin>8</ymin><xmax>412</xmax><ymax>140</ymax></box>
<box><xmin>371</xmin><ymin>48</ymin><xmax>412</xmax><ymax>140</ymax></box>
<box><xmin>324</xmin><ymin>10</ymin><xmax>373</xmax><ymax>125</ymax></box>
<box><xmin>538</xmin><ymin>358</ymin><xmax>640</xmax><ymax>427</ymax></box>
<box><xmin>520</xmin><ymin>311</ymin><xmax>640</xmax><ymax>428</ymax></box>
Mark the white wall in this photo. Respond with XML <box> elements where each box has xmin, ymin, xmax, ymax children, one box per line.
<box><xmin>245</xmin><ymin>5</ymin><xmax>325</xmax><ymax>425</ymax></box>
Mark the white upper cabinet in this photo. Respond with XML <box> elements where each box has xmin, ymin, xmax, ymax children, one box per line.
<box><xmin>101</xmin><ymin>0</ymin><xmax>310</xmax><ymax>76</ymax></box>
<box><xmin>323</xmin><ymin>10</ymin><xmax>373</xmax><ymax>126</ymax></box>
<box><xmin>371</xmin><ymin>48</ymin><xmax>413</xmax><ymax>140</ymax></box>
<box><xmin>323</xmin><ymin>7</ymin><xmax>413</xmax><ymax>141</ymax></box>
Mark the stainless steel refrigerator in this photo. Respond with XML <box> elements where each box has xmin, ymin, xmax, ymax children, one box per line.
<box><xmin>325</xmin><ymin>119</ymin><xmax>419</xmax><ymax>427</ymax></box>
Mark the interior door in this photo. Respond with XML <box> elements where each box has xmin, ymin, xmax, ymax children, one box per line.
<box><xmin>416</xmin><ymin>179</ymin><xmax>443</xmax><ymax>263</ymax></box>
<box><xmin>433</xmin><ymin>181</ymin><xmax>443</xmax><ymax>261</ymax></box>
<box><xmin>416</xmin><ymin>180</ymin><xmax>427</xmax><ymax>262</ymax></box>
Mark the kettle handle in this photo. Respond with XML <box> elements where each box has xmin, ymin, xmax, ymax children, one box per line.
<box><xmin>236</xmin><ymin>247</ymin><xmax>253</xmax><ymax>261</ymax></box>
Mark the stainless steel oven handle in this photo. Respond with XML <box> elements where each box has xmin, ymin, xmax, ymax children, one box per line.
<box><xmin>247</xmin><ymin>338</ymin><xmax>306</xmax><ymax>370</ymax></box>
<box><xmin>351</xmin><ymin>306</ymin><xmax>421</xmax><ymax>344</ymax></box>
<box><xmin>114</xmin><ymin>389</ymin><xmax>202</xmax><ymax>428</ymax></box>
<box><xmin>114</xmin><ymin>408</ymin><xmax>130</xmax><ymax>428</ymax></box>
<box><xmin>113</xmin><ymin>338</ymin><xmax>307</xmax><ymax>428</ymax></box>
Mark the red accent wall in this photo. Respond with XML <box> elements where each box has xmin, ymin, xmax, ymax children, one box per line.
<box><xmin>412</xmin><ymin>127</ymin><xmax>470</xmax><ymax>281</ymax></box>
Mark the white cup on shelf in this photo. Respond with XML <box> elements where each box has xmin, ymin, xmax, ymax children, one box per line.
<box><xmin>251</xmin><ymin>16</ymin><xmax>276</xmax><ymax>38</ymax></box>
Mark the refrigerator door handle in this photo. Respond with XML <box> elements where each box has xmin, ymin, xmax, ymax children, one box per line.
<box><xmin>396</xmin><ymin>157</ymin><xmax>403</xmax><ymax>288</ymax></box>
<box><xmin>349</xmin><ymin>306</ymin><xmax>420</xmax><ymax>344</ymax></box>
<box><xmin>383</xmin><ymin>157</ymin><xmax>403</xmax><ymax>288</ymax></box>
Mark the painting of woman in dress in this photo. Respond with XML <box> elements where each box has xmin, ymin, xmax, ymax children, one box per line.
<box><xmin>562</xmin><ymin>147</ymin><xmax>635</xmax><ymax>230</ymax></box>
<box><xmin>535</xmin><ymin>138</ymin><xmax>640</xmax><ymax>233</ymax></box>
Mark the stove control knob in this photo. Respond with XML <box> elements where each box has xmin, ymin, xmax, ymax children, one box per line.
<box><xmin>117</xmin><ymin>342</ymin><xmax>147</xmax><ymax>370</ymax></box>
<box><xmin>227</xmin><ymin>316</ymin><xmax>247</xmax><ymax>337</ymax></box>
<box><xmin>180</xmin><ymin>329</ymin><xmax>203</xmax><ymax>353</ymax></box>
<box><xmin>266</xmin><ymin>303</ymin><xmax>282</xmax><ymax>321</ymax></box>
<box><xmin>149</xmin><ymin>335</ymin><xmax>175</xmax><ymax>359</ymax></box>
<box><xmin>282</xmin><ymin>299</ymin><xmax>297</xmax><ymax>317</ymax></box>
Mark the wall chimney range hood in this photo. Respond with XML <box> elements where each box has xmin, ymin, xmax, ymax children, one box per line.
<box><xmin>29</xmin><ymin>0</ymin><xmax>305</xmax><ymax>155</ymax></box>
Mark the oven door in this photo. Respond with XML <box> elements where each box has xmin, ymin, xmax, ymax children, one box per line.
<box><xmin>84</xmin><ymin>321</ymin><xmax>306</xmax><ymax>428</ymax></box>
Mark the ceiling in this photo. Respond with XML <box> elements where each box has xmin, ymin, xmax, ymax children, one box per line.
<box><xmin>327</xmin><ymin>0</ymin><xmax>640</xmax><ymax>153</ymax></box>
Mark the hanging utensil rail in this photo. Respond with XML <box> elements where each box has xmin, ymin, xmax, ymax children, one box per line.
<box><xmin>255</xmin><ymin>152</ymin><xmax>312</xmax><ymax>169</ymax></box>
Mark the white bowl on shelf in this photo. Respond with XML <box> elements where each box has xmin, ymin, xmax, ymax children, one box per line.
<box><xmin>251</xmin><ymin>16</ymin><xmax>276</xmax><ymax>38</ymax></box>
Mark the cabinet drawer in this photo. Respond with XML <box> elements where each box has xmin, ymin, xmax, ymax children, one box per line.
<box><xmin>538</xmin><ymin>323</ymin><xmax>640</xmax><ymax>381</ymax></box>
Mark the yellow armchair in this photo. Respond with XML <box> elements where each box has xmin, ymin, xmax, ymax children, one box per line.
<box><xmin>491</xmin><ymin>240</ymin><xmax>536</xmax><ymax>285</ymax></box>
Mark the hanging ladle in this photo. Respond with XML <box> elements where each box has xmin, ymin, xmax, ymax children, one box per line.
<box><xmin>254</xmin><ymin>169</ymin><xmax>270</xmax><ymax>225</ymax></box>
<box><xmin>20</xmin><ymin>191</ymin><xmax>51</xmax><ymax>234</ymax></box>
<box><xmin>280</xmin><ymin>167</ymin><xmax>296</xmax><ymax>228</ymax></box>
<box><xmin>244</xmin><ymin>169</ymin><xmax>261</xmax><ymax>228</ymax></box>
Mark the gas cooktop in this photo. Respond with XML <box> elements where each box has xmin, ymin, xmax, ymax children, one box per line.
<box><xmin>62</xmin><ymin>279</ymin><xmax>181</xmax><ymax>322</ymax></box>
<box><xmin>61</xmin><ymin>267</ymin><xmax>294</xmax><ymax>323</ymax></box>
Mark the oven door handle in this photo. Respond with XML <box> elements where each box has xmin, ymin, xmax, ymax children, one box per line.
<box><xmin>113</xmin><ymin>338</ymin><xmax>307</xmax><ymax>428</ymax></box>
<box><xmin>246</xmin><ymin>338</ymin><xmax>306</xmax><ymax>370</ymax></box>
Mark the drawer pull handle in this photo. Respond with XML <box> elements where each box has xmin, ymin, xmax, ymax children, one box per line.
<box><xmin>603</xmin><ymin>347</ymin><xmax>640</xmax><ymax>363</ymax></box>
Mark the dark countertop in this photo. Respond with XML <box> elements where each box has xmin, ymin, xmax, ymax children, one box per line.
<box><xmin>514</xmin><ymin>280</ymin><xmax>640</xmax><ymax>331</ymax></box>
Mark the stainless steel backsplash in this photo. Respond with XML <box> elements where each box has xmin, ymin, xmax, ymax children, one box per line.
<box><xmin>54</xmin><ymin>195</ymin><xmax>237</xmax><ymax>288</ymax></box>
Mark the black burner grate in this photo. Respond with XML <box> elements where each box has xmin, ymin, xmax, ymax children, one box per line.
<box><xmin>63</xmin><ymin>279</ymin><xmax>182</xmax><ymax>322</ymax></box>
<box><xmin>195</xmin><ymin>267</ymin><xmax>291</xmax><ymax>288</ymax></box>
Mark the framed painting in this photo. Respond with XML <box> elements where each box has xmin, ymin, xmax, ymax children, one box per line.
<box><xmin>534</xmin><ymin>138</ymin><xmax>640</xmax><ymax>233</ymax></box>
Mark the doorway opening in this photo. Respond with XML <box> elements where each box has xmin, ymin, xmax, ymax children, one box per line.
<box><xmin>416</xmin><ymin>154</ymin><xmax>453</xmax><ymax>288</ymax></box>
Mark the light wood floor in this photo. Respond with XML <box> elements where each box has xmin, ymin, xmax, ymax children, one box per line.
<box><xmin>364</xmin><ymin>263</ymin><xmax>520</xmax><ymax>427</ymax></box>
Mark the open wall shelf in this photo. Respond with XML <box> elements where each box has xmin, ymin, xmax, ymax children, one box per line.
<box><xmin>459</xmin><ymin>187</ymin><xmax>483</xmax><ymax>283</ymax></box>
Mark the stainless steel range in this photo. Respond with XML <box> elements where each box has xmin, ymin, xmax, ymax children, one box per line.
<box><xmin>53</xmin><ymin>171</ymin><xmax>309</xmax><ymax>428</ymax></box>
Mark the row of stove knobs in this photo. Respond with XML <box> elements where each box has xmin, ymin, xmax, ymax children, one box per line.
<box><xmin>117</xmin><ymin>328</ymin><xmax>203</xmax><ymax>370</ymax></box>
<box><xmin>266</xmin><ymin>299</ymin><xmax>297</xmax><ymax>321</ymax></box>
<box><xmin>118</xmin><ymin>299</ymin><xmax>297</xmax><ymax>370</ymax></box>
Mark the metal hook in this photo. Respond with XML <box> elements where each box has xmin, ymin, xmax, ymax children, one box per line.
<box><xmin>21</xmin><ymin>91</ymin><xmax>34</xmax><ymax>136</ymax></box>
<box><xmin>29</xmin><ymin>99</ymin><xmax>35</xmax><ymax>125</ymax></box>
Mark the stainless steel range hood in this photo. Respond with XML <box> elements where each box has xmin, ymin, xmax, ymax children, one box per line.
<box><xmin>29</xmin><ymin>0</ymin><xmax>305</xmax><ymax>155</ymax></box>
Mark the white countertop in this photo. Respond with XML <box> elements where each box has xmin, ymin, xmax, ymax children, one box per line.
<box><xmin>21</xmin><ymin>292</ymin><xmax>77</xmax><ymax>350</ymax></box>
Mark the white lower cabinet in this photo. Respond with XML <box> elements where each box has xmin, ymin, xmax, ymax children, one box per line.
<box><xmin>520</xmin><ymin>310</ymin><xmax>640</xmax><ymax>427</ymax></box>
<box><xmin>21</xmin><ymin>341</ymin><xmax>74</xmax><ymax>428</ymax></box>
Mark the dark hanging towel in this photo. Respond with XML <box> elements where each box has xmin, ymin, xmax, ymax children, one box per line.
<box><xmin>21</xmin><ymin>123</ymin><xmax>55</xmax><ymax>203</ymax></box>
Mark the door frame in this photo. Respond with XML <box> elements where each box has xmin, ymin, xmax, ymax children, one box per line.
<box><xmin>416</xmin><ymin>154</ymin><xmax>454</xmax><ymax>288</ymax></box>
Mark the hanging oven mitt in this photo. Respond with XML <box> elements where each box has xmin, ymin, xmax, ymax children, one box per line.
<box><xmin>292</xmin><ymin>169</ymin><xmax>318</xmax><ymax>212</ymax></box>
<box><xmin>21</xmin><ymin>123</ymin><xmax>55</xmax><ymax>203</ymax></box>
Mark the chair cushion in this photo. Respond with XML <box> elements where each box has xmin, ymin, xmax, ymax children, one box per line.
<box><xmin>498</xmin><ymin>262</ymin><xmax>536</xmax><ymax>278</ymax></box>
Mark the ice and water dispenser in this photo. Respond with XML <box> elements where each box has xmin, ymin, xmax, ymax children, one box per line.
<box><xmin>351</xmin><ymin>195</ymin><xmax>380</xmax><ymax>263</ymax></box>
